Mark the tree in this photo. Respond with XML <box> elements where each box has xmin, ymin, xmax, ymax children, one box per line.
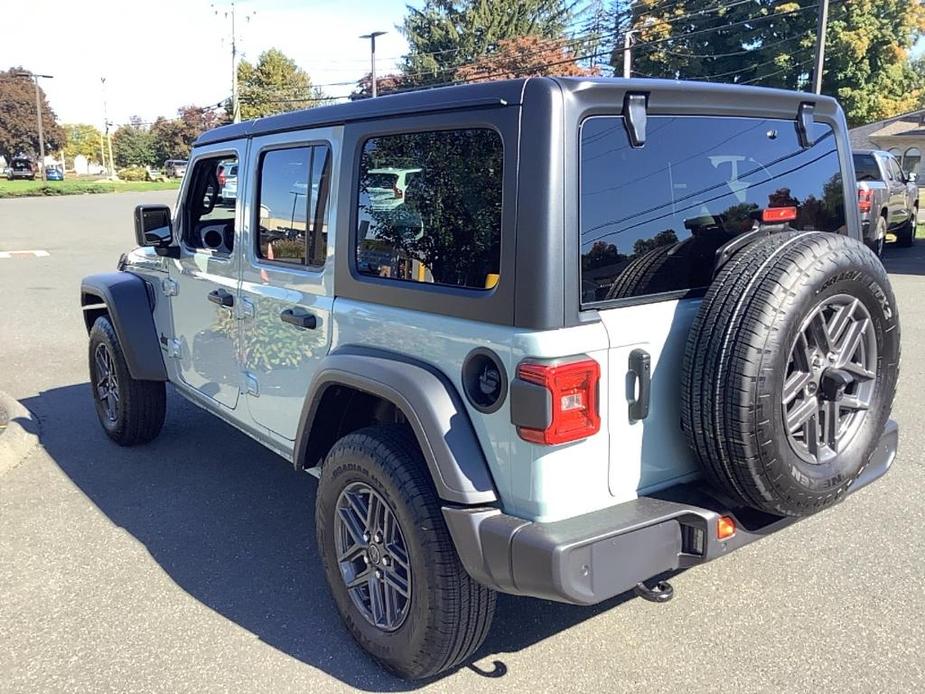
<box><xmin>455</xmin><ymin>35</ymin><xmax>600</xmax><ymax>81</ymax></box>
<box><xmin>150</xmin><ymin>105</ymin><xmax>226</xmax><ymax>162</ymax></box>
<box><xmin>234</xmin><ymin>48</ymin><xmax>325</xmax><ymax>119</ymax></box>
<box><xmin>0</xmin><ymin>66</ymin><xmax>65</xmax><ymax>161</ymax></box>
<box><xmin>351</xmin><ymin>72</ymin><xmax>408</xmax><ymax>99</ymax></box>
<box><xmin>111</xmin><ymin>117</ymin><xmax>155</xmax><ymax>168</ymax></box>
<box><xmin>400</xmin><ymin>0</ymin><xmax>581</xmax><ymax>87</ymax></box>
<box><xmin>62</xmin><ymin>123</ymin><xmax>103</xmax><ymax>165</ymax></box>
<box><xmin>608</xmin><ymin>1</ymin><xmax>925</xmax><ymax>126</ymax></box>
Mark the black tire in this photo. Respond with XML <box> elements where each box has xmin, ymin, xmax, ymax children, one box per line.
<box><xmin>605</xmin><ymin>243</ymin><xmax>675</xmax><ymax>300</ymax></box>
<box><xmin>867</xmin><ymin>216</ymin><xmax>886</xmax><ymax>257</ymax></box>
<box><xmin>88</xmin><ymin>316</ymin><xmax>166</xmax><ymax>446</ymax></box>
<box><xmin>315</xmin><ymin>425</ymin><xmax>495</xmax><ymax>679</ymax></box>
<box><xmin>681</xmin><ymin>232</ymin><xmax>900</xmax><ymax>516</ymax></box>
<box><xmin>896</xmin><ymin>210</ymin><xmax>916</xmax><ymax>247</ymax></box>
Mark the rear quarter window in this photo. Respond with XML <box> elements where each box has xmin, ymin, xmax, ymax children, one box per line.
<box><xmin>580</xmin><ymin>115</ymin><xmax>846</xmax><ymax>305</ymax></box>
<box><xmin>355</xmin><ymin>129</ymin><xmax>503</xmax><ymax>290</ymax></box>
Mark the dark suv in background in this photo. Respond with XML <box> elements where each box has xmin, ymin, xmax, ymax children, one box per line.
<box><xmin>6</xmin><ymin>158</ymin><xmax>36</xmax><ymax>180</ymax></box>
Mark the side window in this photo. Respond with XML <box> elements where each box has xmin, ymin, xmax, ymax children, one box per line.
<box><xmin>257</xmin><ymin>145</ymin><xmax>331</xmax><ymax>268</ymax></box>
<box><xmin>888</xmin><ymin>157</ymin><xmax>905</xmax><ymax>182</ymax></box>
<box><xmin>355</xmin><ymin>129</ymin><xmax>502</xmax><ymax>290</ymax></box>
<box><xmin>183</xmin><ymin>154</ymin><xmax>237</xmax><ymax>254</ymax></box>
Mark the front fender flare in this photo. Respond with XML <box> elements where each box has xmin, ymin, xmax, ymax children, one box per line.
<box><xmin>80</xmin><ymin>272</ymin><xmax>167</xmax><ymax>381</ymax></box>
<box><xmin>294</xmin><ymin>352</ymin><xmax>498</xmax><ymax>506</ymax></box>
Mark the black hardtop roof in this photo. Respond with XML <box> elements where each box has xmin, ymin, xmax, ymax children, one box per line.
<box><xmin>194</xmin><ymin>76</ymin><xmax>840</xmax><ymax>147</ymax></box>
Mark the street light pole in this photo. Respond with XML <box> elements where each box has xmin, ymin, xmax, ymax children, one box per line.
<box><xmin>360</xmin><ymin>31</ymin><xmax>386</xmax><ymax>97</ymax></box>
<box><xmin>101</xmin><ymin>77</ymin><xmax>117</xmax><ymax>179</ymax></box>
<box><xmin>13</xmin><ymin>71</ymin><xmax>53</xmax><ymax>181</ymax></box>
<box><xmin>622</xmin><ymin>30</ymin><xmax>634</xmax><ymax>79</ymax></box>
<box><xmin>812</xmin><ymin>0</ymin><xmax>830</xmax><ymax>94</ymax></box>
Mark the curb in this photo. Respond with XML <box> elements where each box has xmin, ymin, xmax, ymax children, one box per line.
<box><xmin>0</xmin><ymin>391</ymin><xmax>40</xmax><ymax>476</ymax></box>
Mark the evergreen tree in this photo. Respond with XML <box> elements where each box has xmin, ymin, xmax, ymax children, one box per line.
<box><xmin>400</xmin><ymin>0</ymin><xmax>581</xmax><ymax>86</ymax></box>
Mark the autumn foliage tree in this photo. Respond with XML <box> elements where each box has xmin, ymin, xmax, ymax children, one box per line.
<box><xmin>455</xmin><ymin>35</ymin><xmax>600</xmax><ymax>82</ymax></box>
<box><xmin>609</xmin><ymin>0</ymin><xmax>925</xmax><ymax>126</ymax></box>
<box><xmin>0</xmin><ymin>66</ymin><xmax>65</xmax><ymax>161</ymax></box>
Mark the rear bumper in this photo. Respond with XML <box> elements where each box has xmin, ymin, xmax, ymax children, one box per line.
<box><xmin>444</xmin><ymin>420</ymin><xmax>898</xmax><ymax>605</ymax></box>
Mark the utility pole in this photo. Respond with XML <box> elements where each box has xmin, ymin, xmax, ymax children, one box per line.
<box><xmin>812</xmin><ymin>0</ymin><xmax>830</xmax><ymax>94</ymax></box>
<box><xmin>214</xmin><ymin>2</ymin><xmax>255</xmax><ymax>123</ymax></box>
<box><xmin>622</xmin><ymin>30</ymin><xmax>635</xmax><ymax>79</ymax></box>
<box><xmin>360</xmin><ymin>31</ymin><xmax>386</xmax><ymax>97</ymax></box>
<box><xmin>13</xmin><ymin>71</ymin><xmax>53</xmax><ymax>181</ymax></box>
<box><xmin>101</xmin><ymin>77</ymin><xmax>117</xmax><ymax>179</ymax></box>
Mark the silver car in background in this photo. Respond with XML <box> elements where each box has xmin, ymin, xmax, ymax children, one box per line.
<box><xmin>853</xmin><ymin>149</ymin><xmax>919</xmax><ymax>253</ymax></box>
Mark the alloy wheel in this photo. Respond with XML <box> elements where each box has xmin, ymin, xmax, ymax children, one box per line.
<box><xmin>334</xmin><ymin>482</ymin><xmax>412</xmax><ymax>632</ymax></box>
<box><xmin>94</xmin><ymin>343</ymin><xmax>120</xmax><ymax>423</ymax></box>
<box><xmin>782</xmin><ymin>294</ymin><xmax>877</xmax><ymax>464</ymax></box>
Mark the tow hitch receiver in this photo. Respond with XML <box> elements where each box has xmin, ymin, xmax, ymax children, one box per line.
<box><xmin>634</xmin><ymin>580</ymin><xmax>674</xmax><ymax>603</ymax></box>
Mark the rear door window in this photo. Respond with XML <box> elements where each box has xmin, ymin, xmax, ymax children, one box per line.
<box><xmin>580</xmin><ymin>115</ymin><xmax>846</xmax><ymax>305</ymax></box>
<box><xmin>256</xmin><ymin>145</ymin><xmax>331</xmax><ymax>268</ymax></box>
<box><xmin>355</xmin><ymin>129</ymin><xmax>502</xmax><ymax>290</ymax></box>
<box><xmin>852</xmin><ymin>154</ymin><xmax>881</xmax><ymax>182</ymax></box>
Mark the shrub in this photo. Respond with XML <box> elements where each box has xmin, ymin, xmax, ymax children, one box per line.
<box><xmin>117</xmin><ymin>166</ymin><xmax>148</xmax><ymax>181</ymax></box>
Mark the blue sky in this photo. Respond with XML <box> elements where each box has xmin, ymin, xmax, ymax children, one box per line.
<box><xmin>2</xmin><ymin>0</ymin><xmax>414</xmax><ymax>126</ymax></box>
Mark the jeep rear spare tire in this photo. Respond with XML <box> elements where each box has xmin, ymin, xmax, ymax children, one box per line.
<box><xmin>682</xmin><ymin>232</ymin><xmax>900</xmax><ymax>516</ymax></box>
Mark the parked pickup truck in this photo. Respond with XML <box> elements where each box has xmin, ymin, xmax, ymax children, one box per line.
<box><xmin>853</xmin><ymin>149</ymin><xmax>919</xmax><ymax>254</ymax></box>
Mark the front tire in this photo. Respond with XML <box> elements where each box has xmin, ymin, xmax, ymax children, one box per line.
<box><xmin>88</xmin><ymin>316</ymin><xmax>166</xmax><ymax>446</ymax></box>
<box><xmin>315</xmin><ymin>425</ymin><xmax>495</xmax><ymax>679</ymax></box>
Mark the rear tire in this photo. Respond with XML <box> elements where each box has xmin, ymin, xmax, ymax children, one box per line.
<box><xmin>681</xmin><ymin>232</ymin><xmax>900</xmax><ymax>516</ymax></box>
<box><xmin>315</xmin><ymin>425</ymin><xmax>495</xmax><ymax>679</ymax></box>
<box><xmin>897</xmin><ymin>209</ymin><xmax>916</xmax><ymax>247</ymax></box>
<box><xmin>88</xmin><ymin>316</ymin><xmax>166</xmax><ymax>446</ymax></box>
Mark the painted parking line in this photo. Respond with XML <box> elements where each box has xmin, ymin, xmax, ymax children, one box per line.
<box><xmin>0</xmin><ymin>250</ymin><xmax>50</xmax><ymax>258</ymax></box>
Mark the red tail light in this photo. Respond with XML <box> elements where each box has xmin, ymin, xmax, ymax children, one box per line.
<box><xmin>858</xmin><ymin>188</ymin><xmax>873</xmax><ymax>213</ymax></box>
<box><xmin>392</xmin><ymin>184</ymin><xmax>403</xmax><ymax>199</ymax></box>
<box><xmin>218</xmin><ymin>169</ymin><xmax>226</xmax><ymax>187</ymax></box>
<box><xmin>517</xmin><ymin>358</ymin><xmax>600</xmax><ymax>445</ymax></box>
<box><xmin>761</xmin><ymin>206</ymin><xmax>798</xmax><ymax>223</ymax></box>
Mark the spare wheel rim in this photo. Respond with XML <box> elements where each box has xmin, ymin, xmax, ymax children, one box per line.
<box><xmin>781</xmin><ymin>293</ymin><xmax>877</xmax><ymax>465</ymax></box>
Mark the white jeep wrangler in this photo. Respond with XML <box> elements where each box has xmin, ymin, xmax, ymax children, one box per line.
<box><xmin>80</xmin><ymin>78</ymin><xmax>900</xmax><ymax>679</ymax></box>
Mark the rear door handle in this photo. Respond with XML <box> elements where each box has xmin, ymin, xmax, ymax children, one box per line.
<box><xmin>208</xmin><ymin>288</ymin><xmax>234</xmax><ymax>308</ymax></box>
<box><xmin>280</xmin><ymin>307</ymin><xmax>317</xmax><ymax>330</ymax></box>
<box><xmin>628</xmin><ymin>348</ymin><xmax>651</xmax><ymax>421</ymax></box>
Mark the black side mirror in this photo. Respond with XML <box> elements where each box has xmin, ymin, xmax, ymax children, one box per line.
<box><xmin>134</xmin><ymin>204</ymin><xmax>173</xmax><ymax>248</ymax></box>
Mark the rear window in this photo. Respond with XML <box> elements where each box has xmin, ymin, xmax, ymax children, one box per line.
<box><xmin>367</xmin><ymin>173</ymin><xmax>398</xmax><ymax>188</ymax></box>
<box><xmin>355</xmin><ymin>129</ymin><xmax>502</xmax><ymax>290</ymax></box>
<box><xmin>580</xmin><ymin>116</ymin><xmax>846</xmax><ymax>305</ymax></box>
<box><xmin>853</xmin><ymin>154</ymin><xmax>881</xmax><ymax>182</ymax></box>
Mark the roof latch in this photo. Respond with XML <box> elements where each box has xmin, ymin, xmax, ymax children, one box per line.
<box><xmin>623</xmin><ymin>92</ymin><xmax>648</xmax><ymax>148</ymax></box>
<box><xmin>797</xmin><ymin>102</ymin><xmax>815</xmax><ymax>148</ymax></box>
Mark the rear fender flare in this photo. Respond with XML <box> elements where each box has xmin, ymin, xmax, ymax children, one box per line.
<box><xmin>294</xmin><ymin>350</ymin><xmax>498</xmax><ymax>506</ymax></box>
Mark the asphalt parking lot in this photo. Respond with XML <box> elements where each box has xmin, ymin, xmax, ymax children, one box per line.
<box><xmin>1</xmin><ymin>192</ymin><xmax>924</xmax><ymax>693</ymax></box>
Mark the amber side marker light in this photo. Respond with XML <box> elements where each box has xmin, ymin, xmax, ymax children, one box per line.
<box><xmin>717</xmin><ymin>515</ymin><xmax>737</xmax><ymax>541</ymax></box>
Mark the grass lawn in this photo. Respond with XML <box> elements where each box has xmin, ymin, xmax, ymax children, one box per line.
<box><xmin>0</xmin><ymin>178</ymin><xmax>180</xmax><ymax>199</ymax></box>
<box><xmin>917</xmin><ymin>223</ymin><xmax>925</xmax><ymax>240</ymax></box>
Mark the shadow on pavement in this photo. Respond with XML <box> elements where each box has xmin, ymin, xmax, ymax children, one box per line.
<box><xmin>881</xmin><ymin>239</ymin><xmax>925</xmax><ymax>276</ymax></box>
<box><xmin>23</xmin><ymin>384</ymin><xmax>648</xmax><ymax>690</ymax></box>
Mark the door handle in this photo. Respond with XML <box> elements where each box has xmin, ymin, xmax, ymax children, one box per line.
<box><xmin>280</xmin><ymin>307</ymin><xmax>317</xmax><ymax>330</ymax></box>
<box><xmin>628</xmin><ymin>348</ymin><xmax>651</xmax><ymax>421</ymax></box>
<box><xmin>207</xmin><ymin>288</ymin><xmax>234</xmax><ymax>308</ymax></box>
